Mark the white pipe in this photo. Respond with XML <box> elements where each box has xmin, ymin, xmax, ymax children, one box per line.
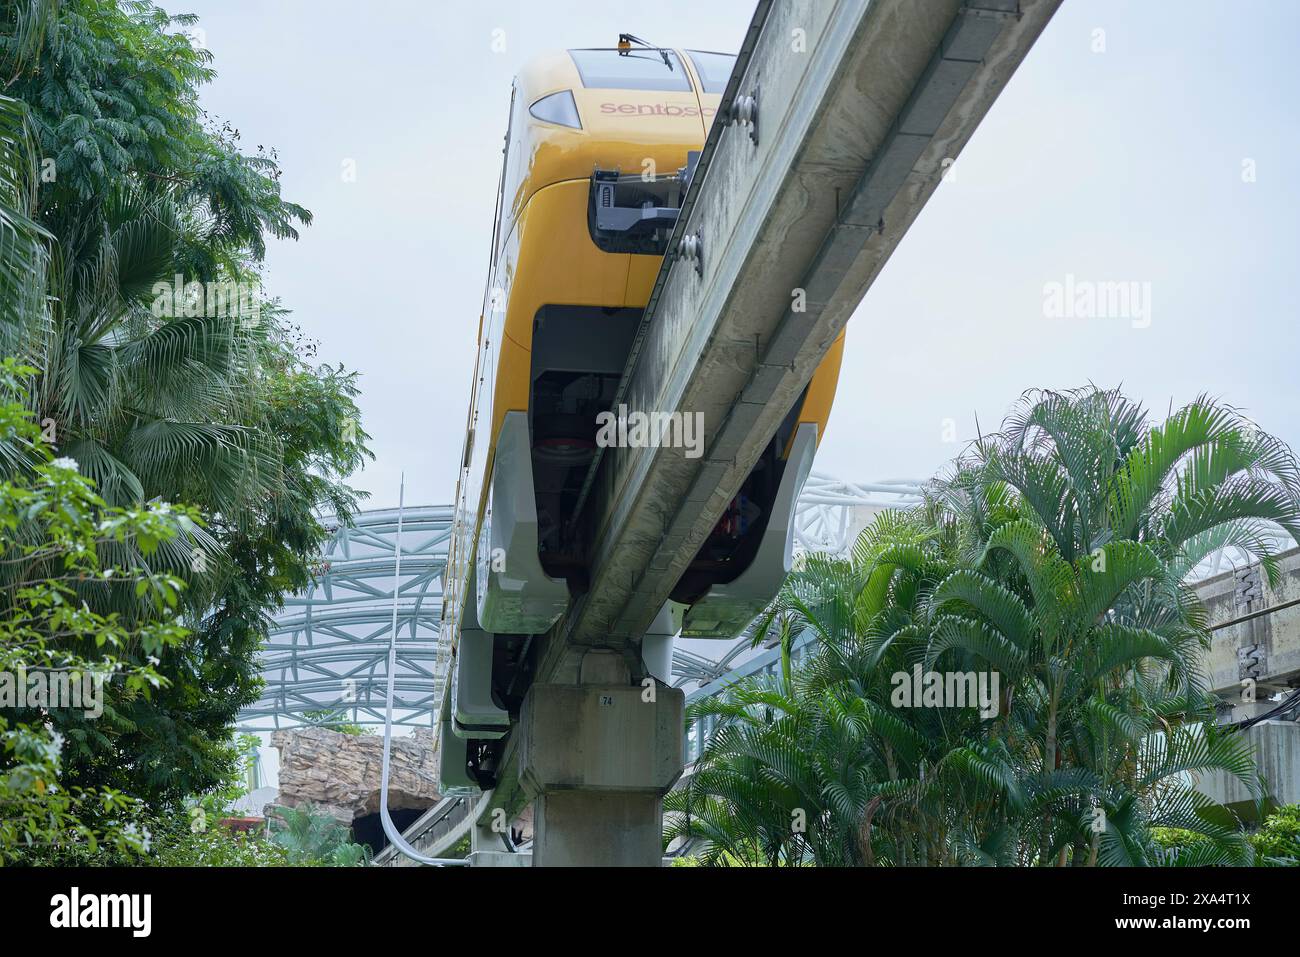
<box><xmin>379</xmin><ymin>473</ymin><xmax>469</xmax><ymax>866</ymax></box>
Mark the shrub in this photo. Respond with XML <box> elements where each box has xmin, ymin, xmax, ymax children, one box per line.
<box><xmin>1251</xmin><ymin>804</ymin><xmax>1300</xmax><ymax>866</ymax></box>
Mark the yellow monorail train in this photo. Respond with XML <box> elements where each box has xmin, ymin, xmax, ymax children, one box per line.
<box><xmin>443</xmin><ymin>45</ymin><xmax>844</xmax><ymax>753</ymax></box>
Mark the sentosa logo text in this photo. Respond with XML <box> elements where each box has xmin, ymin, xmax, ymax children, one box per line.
<box><xmin>598</xmin><ymin>102</ymin><xmax>718</xmax><ymax>118</ymax></box>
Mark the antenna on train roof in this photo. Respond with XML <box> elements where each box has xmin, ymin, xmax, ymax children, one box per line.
<box><xmin>618</xmin><ymin>33</ymin><xmax>671</xmax><ymax>68</ymax></box>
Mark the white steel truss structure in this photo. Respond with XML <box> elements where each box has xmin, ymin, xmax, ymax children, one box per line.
<box><xmin>1186</xmin><ymin>533</ymin><xmax>1297</xmax><ymax>583</ymax></box>
<box><xmin>238</xmin><ymin>506</ymin><xmax>453</xmax><ymax>731</ymax></box>
<box><xmin>238</xmin><ymin>476</ymin><xmax>929</xmax><ymax>729</ymax></box>
<box><xmin>791</xmin><ymin>472</ymin><xmax>925</xmax><ymax>554</ymax></box>
<box><xmin>239</xmin><ymin>472</ymin><xmax>1278</xmax><ymax>727</ymax></box>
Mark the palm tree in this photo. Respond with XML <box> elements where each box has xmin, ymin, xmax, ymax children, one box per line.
<box><xmin>669</xmin><ymin>515</ymin><xmax>1006</xmax><ymax>866</ymax></box>
<box><xmin>268</xmin><ymin>804</ymin><xmax>370</xmax><ymax>866</ymax></box>
<box><xmin>670</xmin><ymin>388</ymin><xmax>1298</xmax><ymax>865</ymax></box>
<box><xmin>0</xmin><ymin>93</ymin><xmax>48</xmax><ymax>359</ymax></box>
<box><xmin>0</xmin><ymin>1</ymin><xmax>57</xmax><ymax>350</ymax></box>
<box><xmin>34</xmin><ymin>188</ymin><xmax>275</xmax><ymax>507</ymax></box>
<box><xmin>928</xmin><ymin>388</ymin><xmax>1297</xmax><ymax>863</ymax></box>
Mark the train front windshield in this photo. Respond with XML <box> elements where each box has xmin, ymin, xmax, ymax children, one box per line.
<box><xmin>568</xmin><ymin>48</ymin><xmax>692</xmax><ymax>90</ymax></box>
<box><xmin>685</xmin><ymin>51</ymin><xmax>736</xmax><ymax>93</ymax></box>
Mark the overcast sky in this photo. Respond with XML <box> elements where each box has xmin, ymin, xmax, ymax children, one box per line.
<box><xmin>181</xmin><ymin>0</ymin><xmax>1300</xmax><ymax>509</ymax></box>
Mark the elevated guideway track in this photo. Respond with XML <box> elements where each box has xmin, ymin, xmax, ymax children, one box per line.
<box><xmin>478</xmin><ymin>0</ymin><xmax>1065</xmax><ymax>837</ymax></box>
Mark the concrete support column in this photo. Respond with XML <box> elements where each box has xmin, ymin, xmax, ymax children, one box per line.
<box><xmin>533</xmin><ymin>792</ymin><xmax>664</xmax><ymax>867</ymax></box>
<box><xmin>518</xmin><ymin>664</ymin><xmax>684</xmax><ymax>867</ymax></box>
<box><xmin>1199</xmin><ymin>720</ymin><xmax>1300</xmax><ymax>815</ymax></box>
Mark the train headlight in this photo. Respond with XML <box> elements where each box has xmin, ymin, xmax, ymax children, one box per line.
<box><xmin>529</xmin><ymin>90</ymin><xmax>582</xmax><ymax>130</ymax></box>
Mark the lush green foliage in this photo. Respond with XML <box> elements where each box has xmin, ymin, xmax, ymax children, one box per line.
<box><xmin>1154</xmin><ymin>804</ymin><xmax>1300</xmax><ymax>866</ymax></box>
<box><xmin>0</xmin><ymin>0</ymin><xmax>373</xmax><ymax>836</ymax></box>
<box><xmin>669</xmin><ymin>388</ymin><xmax>1299</xmax><ymax>866</ymax></box>
<box><xmin>0</xmin><ymin>360</ymin><xmax>196</xmax><ymax>863</ymax></box>
<box><xmin>7</xmin><ymin>717</ymin><xmax>357</xmax><ymax>866</ymax></box>
<box><xmin>13</xmin><ymin>813</ymin><xmax>293</xmax><ymax>867</ymax></box>
<box><xmin>1249</xmin><ymin>804</ymin><xmax>1300</xmax><ymax>864</ymax></box>
<box><xmin>147</xmin><ymin>824</ymin><xmax>292</xmax><ymax>867</ymax></box>
<box><xmin>268</xmin><ymin>803</ymin><xmax>370</xmax><ymax>867</ymax></box>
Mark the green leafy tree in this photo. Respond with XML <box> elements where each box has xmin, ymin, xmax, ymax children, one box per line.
<box><xmin>0</xmin><ymin>0</ymin><xmax>372</xmax><ymax>815</ymax></box>
<box><xmin>268</xmin><ymin>803</ymin><xmax>370</xmax><ymax>867</ymax></box>
<box><xmin>1249</xmin><ymin>804</ymin><xmax>1300</xmax><ymax>866</ymax></box>
<box><xmin>147</xmin><ymin>823</ymin><xmax>291</xmax><ymax>867</ymax></box>
<box><xmin>0</xmin><ymin>92</ymin><xmax>48</xmax><ymax>356</ymax></box>
<box><xmin>671</xmin><ymin>388</ymin><xmax>1299</xmax><ymax>866</ymax></box>
<box><xmin>0</xmin><ymin>359</ymin><xmax>195</xmax><ymax>863</ymax></box>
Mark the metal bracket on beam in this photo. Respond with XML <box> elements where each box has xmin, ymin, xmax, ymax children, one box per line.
<box><xmin>722</xmin><ymin>87</ymin><xmax>759</xmax><ymax>146</ymax></box>
<box><xmin>678</xmin><ymin>229</ymin><xmax>703</xmax><ymax>276</ymax></box>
